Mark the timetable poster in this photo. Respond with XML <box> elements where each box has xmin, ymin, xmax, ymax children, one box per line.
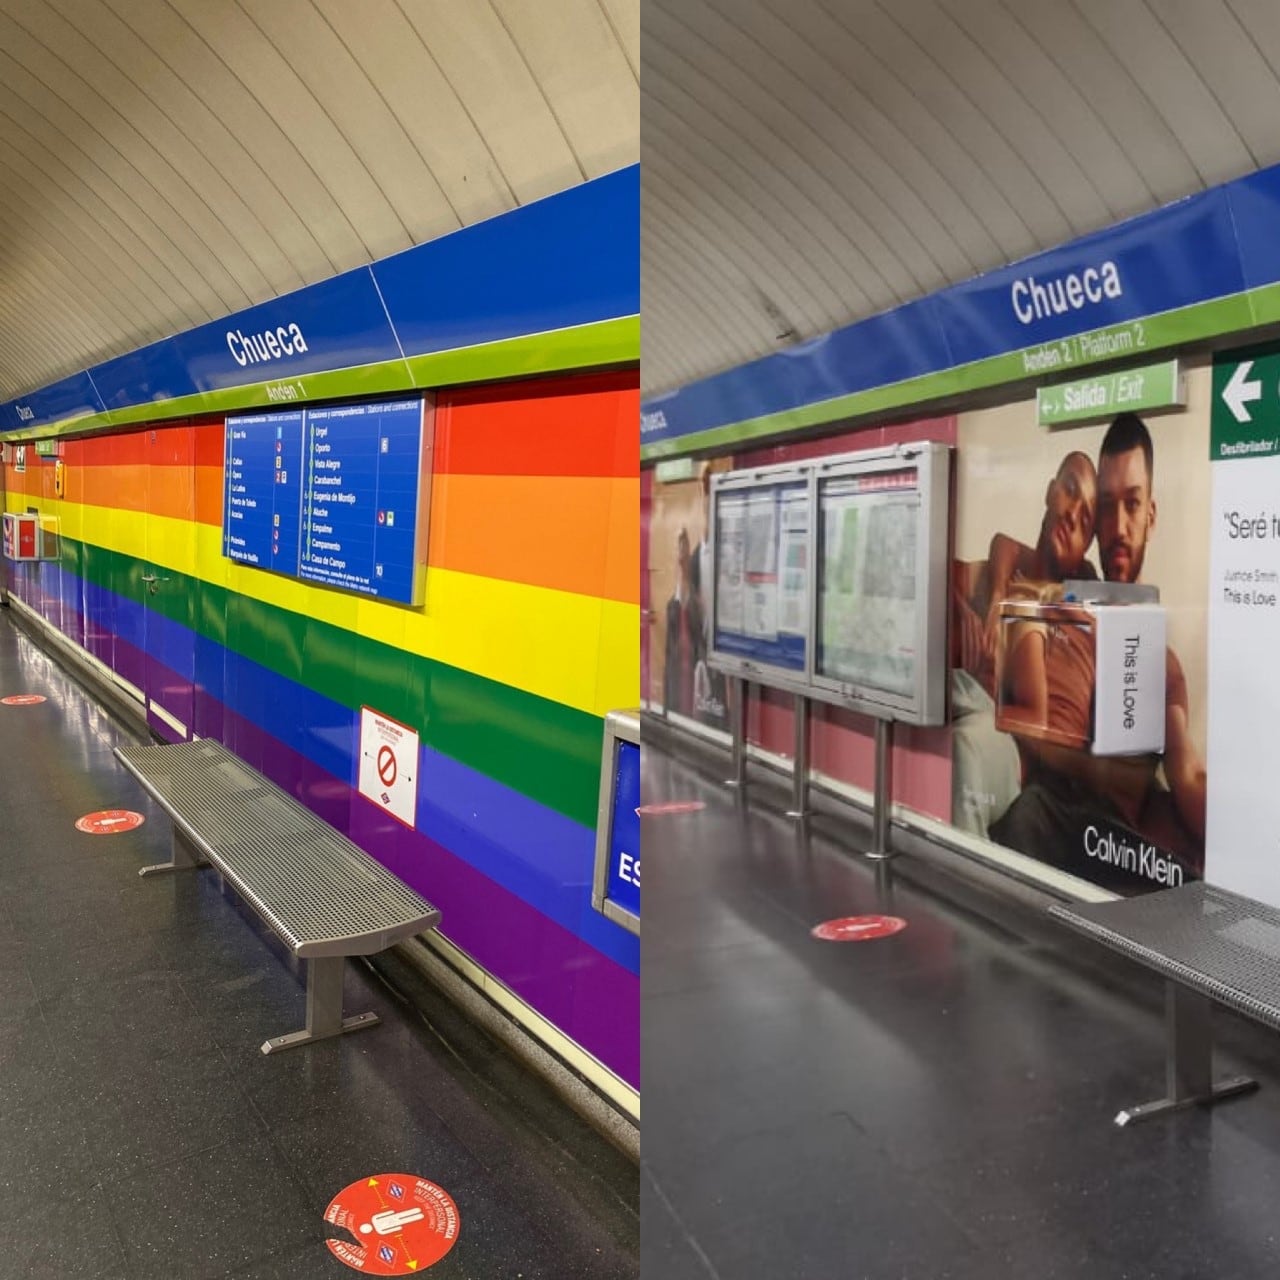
<box><xmin>714</xmin><ymin>491</ymin><xmax>747</xmax><ymax>635</ymax></box>
<box><xmin>777</xmin><ymin>489</ymin><xmax>809</xmax><ymax>636</ymax></box>
<box><xmin>223</xmin><ymin>398</ymin><xmax>428</xmax><ymax>605</ymax></box>
<box><xmin>743</xmin><ymin>487</ymin><xmax>780</xmax><ymax>639</ymax></box>
<box><xmin>817</xmin><ymin>475</ymin><xmax>920</xmax><ymax>699</ymax></box>
<box><xmin>712</xmin><ymin>481</ymin><xmax>807</xmax><ymax>672</ymax></box>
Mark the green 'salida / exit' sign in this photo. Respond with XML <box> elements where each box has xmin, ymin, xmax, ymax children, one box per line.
<box><xmin>654</xmin><ymin>457</ymin><xmax>698</xmax><ymax>483</ymax></box>
<box><xmin>1037</xmin><ymin>359</ymin><xmax>1184</xmax><ymax>428</ymax></box>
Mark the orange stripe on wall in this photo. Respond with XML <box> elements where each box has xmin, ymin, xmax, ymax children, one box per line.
<box><xmin>194</xmin><ymin>466</ymin><xmax>223</xmax><ymax>526</ymax></box>
<box><xmin>63</xmin><ymin>463</ymin><xmax>222</xmax><ymax>526</ymax></box>
<box><xmin>429</xmin><ymin>474</ymin><xmax>638</xmax><ymax>603</ymax></box>
<box><xmin>15</xmin><ymin>461</ymin><xmax>634</xmax><ymax>603</ymax></box>
<box><xmin>4</xmin><ymin>460</ymin><xmax>66</xmax><ymax>501</ymax></box>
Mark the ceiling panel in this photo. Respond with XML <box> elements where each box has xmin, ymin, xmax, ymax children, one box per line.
<box><xmin>642</xmin><ymin>0</ymin><xmax>1280</xmax><ymax>397</ymax></box>
<box><xmin>0</xmin><ymin>0</ymin><xmax>640</xmax><ymax>402</ymax></box>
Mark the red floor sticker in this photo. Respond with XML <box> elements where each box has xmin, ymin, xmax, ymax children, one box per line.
<box><xmin>74</xmin><ymin>810</ymin><xmax>145</xmax><ymax>835</ymax></box>
<box><xmin>636</xmin><ymin>800</ymin><xmax>706</xmax><ymax>815</ymax></box>
<box><xmin>1</xmin><ymin>694</ymin><xmax>46</xmax><ymax>706</ymax></box>
<box><xmin>325</xmin><ymin>1174</ymin><xmax>460</xmax><ymax>1274</ymax></box>
<box><xmin>811</xmin><ymin>915</ymin><xmax>908</xmax><ymax>942</ymax></box>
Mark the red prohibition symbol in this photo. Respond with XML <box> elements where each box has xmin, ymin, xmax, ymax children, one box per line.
<box><xmin>377</xmin><ymin>745</ymin><xmax>397</xmax><ymax>788</ymax></box>
<box><xmin>811</xmin><ymin>915</ymin><xmax>908</xmax><ymax>942</ymax></box>
<box><xmin>1</xmin><ymin>694</ymin><xmax>46</xmax><ymax>706</ymax></box>
<box><xmin>75</xmin><ymin>810</ymin><xmax>145</xmax><ymax>836</ymax></box>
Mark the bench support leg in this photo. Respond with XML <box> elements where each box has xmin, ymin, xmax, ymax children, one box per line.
<box><xmin>139</xmin><ymin>828</ymin><xmax>208</xmax><ymax>877</ymax></box>
<box><xmin>260</xmin><ymin>956</ymin><xmax>381</xmax><ymax>1055</ymax></box>
<box><xmin>1115</xmin><ymin>984</ymin><xmax>1258</xmax><ymax>1127</ymax></box>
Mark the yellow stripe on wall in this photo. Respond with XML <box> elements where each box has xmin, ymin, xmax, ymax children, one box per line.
<box><xmin>30</xmin><ymin>496</ymin><xmax>637</xmax><ymax>718</ymax></box>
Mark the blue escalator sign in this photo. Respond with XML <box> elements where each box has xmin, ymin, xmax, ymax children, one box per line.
<box><xmin>607</xmin><ymin>741</ymin><xmax>641</xmax><ymax>920</ymax></box>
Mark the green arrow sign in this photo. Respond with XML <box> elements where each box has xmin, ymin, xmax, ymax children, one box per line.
<box><xmin>1211</xmin><ymin>342</ymin><xmax>1280</xmax><ymax>460</ymax></box>
<box><xmin>1037</xmin><ymin>360</ymin><xmax>1183</xmax><ymax>428</ymax></box>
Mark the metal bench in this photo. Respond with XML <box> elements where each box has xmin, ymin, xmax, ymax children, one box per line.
<box><xmin>1049</xmin><ymin>882</ymin><xmax>1277</xmax><ymax>1126</ymax></box>
<box><xmin>114</xmin><ymin>738</ymin><xmax>441</xmax><ymax>1055</ymax></box>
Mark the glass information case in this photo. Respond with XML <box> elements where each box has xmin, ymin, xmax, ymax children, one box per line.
<box><xmin>709</xmin><ymin>442</ymin><xmax>950</xmax><ymax>725</ymax></box>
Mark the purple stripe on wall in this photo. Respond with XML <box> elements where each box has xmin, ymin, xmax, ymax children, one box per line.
<box><xmin>202</xmin><ymin>687</ymin><xmax>639</xmax><ymax>1087</ymax></box>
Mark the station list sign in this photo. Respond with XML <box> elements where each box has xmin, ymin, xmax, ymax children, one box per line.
<box><xmin>222</xmin><ymin>397</ymin><xmax>430</xmax><ymax>605</ymax></box>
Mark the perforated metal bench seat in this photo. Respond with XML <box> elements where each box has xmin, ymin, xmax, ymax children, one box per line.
<box><xmin>1050</xmin><ymin>882</ymin><xmax>1271</xmax><ymax>1125</ymax></box>
<box><xmin>115</xmin><ymin>738</ymin><xmax>441</xmax><ymax>1054</ymax></box>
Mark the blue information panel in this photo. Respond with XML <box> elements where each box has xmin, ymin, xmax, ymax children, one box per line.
<box><xmin>223</xmin><ymin>410</ymin><xmax>305</xmax><ymax>571</ymax></box>
<box><xmin>712</xmin><ymin>481</ymin><xmax>808</xmax><ymax>672</ymax></box>
<box><xmin>606</xmin><ymin>740</ymin><xmax>641</xmax><ymax>921</ymax></box>
<box><xmin>298</xmin><ymin>400</ymin><xmax>425</xmax><ymax>602</ymax></box>
<box><xmin>223</xmin><ymin>398</ymin><xmax>427</xmax><ymax>605</ymax></box>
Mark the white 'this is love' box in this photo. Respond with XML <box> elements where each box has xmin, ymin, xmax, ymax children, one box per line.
<box><xmin>1092</xmin><ymin>603</ymin><xmax>1165</xmax><ymax>757</ymax></box>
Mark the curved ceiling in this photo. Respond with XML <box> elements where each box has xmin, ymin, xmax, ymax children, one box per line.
<box><xmin>642</xmin><ymin>0</ymin><xmax>1280</xmax><ymax>397</ymax></box>
<box><xmin>0</xmin><ymin>0</ymin><xmax>638</xmax><ymax>402</ymax></box>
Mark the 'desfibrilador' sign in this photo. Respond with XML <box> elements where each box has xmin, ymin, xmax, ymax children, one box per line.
<box><xmin>223</xmin><ymin>397</ymin><xmax>432</xmax><ymax>605</ymax></box>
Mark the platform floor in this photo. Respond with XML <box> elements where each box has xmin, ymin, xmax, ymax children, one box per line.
<box><xmin>0</xmin><ymin>610</ymin><xmax>638</xmax><ymax>1278</ymax></box>
<box><xmin>642</xmin><ymin>744</ymin><xmax>1280</xmax><ymax>1279</ymax></box>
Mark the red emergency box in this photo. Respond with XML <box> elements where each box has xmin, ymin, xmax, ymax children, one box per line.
<box><xmin>3</xmin><ymin>513</ymin><xmax>40</xmax><ymax>561</ymax></box>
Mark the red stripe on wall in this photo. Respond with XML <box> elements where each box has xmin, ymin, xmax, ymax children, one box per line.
<box><xmin>436</xmin><ymin>370</ymin><xmax>638</xmax><ymax>478</ymax></box>
<box><xmin>62</xmin><ymin>420</ymin><xmax>223</xmax><ymax>468</ymax></box>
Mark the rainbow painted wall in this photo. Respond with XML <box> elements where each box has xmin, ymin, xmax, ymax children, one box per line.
<box><xmin>3</xmin><ymin>368</ymin><xmax>640</xmax><ymax>1092</ymax></box>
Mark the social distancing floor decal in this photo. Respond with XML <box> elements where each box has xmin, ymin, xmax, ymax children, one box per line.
<box><xmin>811</xmin><ymin>915</ymin><xmax>907</xmax><ymax>942</ymax></box>
<box><xmin>75</xmin><ymin>810</ymin><xmax>145</xmax><ymax>835</ymax></box>
<box><xmin>325</xmin><ymin>1174</ymin><xmax>460</xmax><ymax>1274</ymax></box>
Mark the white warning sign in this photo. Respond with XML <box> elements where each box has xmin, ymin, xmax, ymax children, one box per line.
<box><xmin>358</xmin><ymin>707</ymin><xmax>419</xmax><ymax>828</ymax></box>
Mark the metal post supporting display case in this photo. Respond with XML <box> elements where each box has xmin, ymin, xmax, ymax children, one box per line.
<box><xmin>725</xmin><ymin>675</ymin><xmax>747</xmax><ymax>789</ymax></box>
<box><xmin>592</xmin><ymin>710</ymin><xmax>640</xmax><ymax>935</ymax></box>
<box><xmin>786</xmin><ymin>692</ymin><xmax>811</xmax><ymax>820</ymax></box>
<box><xmin>865</xmin><ymin>715</ymin><xmax>896</xmax><ymax>861</ymax></box>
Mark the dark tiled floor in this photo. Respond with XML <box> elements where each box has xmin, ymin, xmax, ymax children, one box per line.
<box><xmin>0</xmin><ymin>611</ymin><xmax>638</xmax><ymax>1278</ymax></box>
<box><xmin>642</xmin><ymin>745</ymin><xmax>1280</xmax><ymax>1280</ymax></box>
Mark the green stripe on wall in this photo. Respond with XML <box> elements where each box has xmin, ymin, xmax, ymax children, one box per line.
<box><xmin>58</xmin><ymin>535</ymin><xmax>602</xmax><ymax>827</ymax></box>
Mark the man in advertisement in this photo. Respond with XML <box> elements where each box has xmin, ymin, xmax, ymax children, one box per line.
<box><xmin>958</xmin><ymin>449</ymin><xmax>1099</xmax><ymax>696</ymax></box>
<box><xmin>1094</xmin><ymin>413</ymin><xmax>1205</xmax><ymax>847</ymax></box>
<box><xmin>663</xmin><ymin>528</ymin><xmax>699</xmax><ymax>714</ymax></box>
<box><xmin>951</xmin><ymin>451</ymin><xmax>1100</xmax><ymax>839</ymax></box>
<box><xmin>658</xmin><ymin>465</ymin><xmax>728</xmax><ymax>730</ymax></box>
<box><xmin>987</xmin><ymin>413</ymin><xmax>1205</xmax><ymax>889</ymax></box>
<box><xmin>692</xmin><ymin>466</ymin><xmax>727</xmax><ymax>724</ymax></box>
